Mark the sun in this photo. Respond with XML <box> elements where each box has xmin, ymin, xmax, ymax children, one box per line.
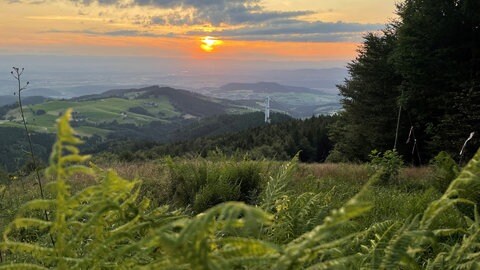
<box><xmin>200</xmin><ymin>36</ymin><xmax>223</xmax><ymax>52</ymax></box>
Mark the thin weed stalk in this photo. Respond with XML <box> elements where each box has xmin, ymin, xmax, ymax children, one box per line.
<box><xmin>11</xmin><ymin>67</ymin><xmax>53</xmax><ymax>245</ymax></box>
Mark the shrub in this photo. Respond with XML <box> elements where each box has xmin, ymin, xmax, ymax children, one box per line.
<box><xmin>128</xmin><ymin>106</ymin><xmax>154</xmax><ymax>117</ymax></box>
<box><xmin>18</xmin><ymin>159</ymin><xmax>46</xmax><ymax>176</ymax></box>
<box><xmin>193</xmin><ymin>177</ymin><xmax>241</xmax><ymax>213</ymax></box>
<box><xmin>35</xmin><ymin>109</ymin><xmax>46</xmax><ymax>116</ymax></box>
<box><xmin>368</xmin><ymin>149</ymin><xmax>404</xmax><ymax>184</ymax></box>
<box><xmin>166</xmin><ymin>158</ymin><xmax>264</xmax><ymax>212</ymax></box>
<box><xmin>166</xmin><ymin>158</ymin><xmax>209</xmax><ymax>207</ymax></box>
<box><xmin>325</xmin><ymin>148</ymin><xmax>349</xmax><ymax>163</ymax></box>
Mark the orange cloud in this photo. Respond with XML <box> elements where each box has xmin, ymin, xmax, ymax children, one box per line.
<box><xmin>1</xmin><ymin>30</ymin><xmax>360</xmax><ymax>63</ymax></box>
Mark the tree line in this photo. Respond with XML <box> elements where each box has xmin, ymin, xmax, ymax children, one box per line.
<box><xmin>330</xmin><ymin>0</ymin><xmax>479</xmax><ymax>164</ymax></box>
<box><xmin>112</xmin><ymin>115</ymin><xmax>336</xmax><ymax>163</ymax></box>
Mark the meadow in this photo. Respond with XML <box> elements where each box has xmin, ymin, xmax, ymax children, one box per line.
<box><xmin>104</xmin><ymin>161</ymin><xmax>441</xmax><ymax>225</ymax></box>
<box><xmin>1</xmin><ymin>110</ymin><xmax>477</xmax><ymax>269</ymax></box>
<box><xmin>3</xmin><ymin>97</ymin><xmax>179</xmax><ymax>136</ymax></box>
<box><xmin>0</xmin><ymin>160</ymin><xmax>439</xmax><ymax>231</ymax></box>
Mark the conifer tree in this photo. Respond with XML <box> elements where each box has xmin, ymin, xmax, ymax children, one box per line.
<box><xmin>394</xmin><ymin>0</ymin><xmax>480</xmax><ymax>161</ymax></box>
<box><xmin>330</xmin><ymin>30</ymin><xmax>403</xmax><ymax>161</ymax></box>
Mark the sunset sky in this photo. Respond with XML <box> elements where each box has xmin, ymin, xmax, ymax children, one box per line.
<box><xmin>1</xmin><ymin>0</ymin><xmax>397</xmax><ymax>64</ymax></box>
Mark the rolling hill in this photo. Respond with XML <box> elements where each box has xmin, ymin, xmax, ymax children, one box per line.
<box><xmin>0</xmin><ymin>85</ymin><xmax>249</xmax><ymax>137</ymax></box>
<box><xmin>75</xmin><ymin>85</ymin><xmax>232</xmax><ymax>117</ymax></box>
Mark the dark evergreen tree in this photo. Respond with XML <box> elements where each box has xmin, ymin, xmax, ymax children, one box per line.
<box><xmin>394</xmin><ymin>0</ymin><xmax>480</xmax><ymax>161</ymax></box>
<box><xmin>330</xmin><ymin>0</ymin><xmax>480</xmax><ymax>163</ymax></box>
<box><xmin>330</xmin><ymin>30</ymin><xmax>403</xmax><ymax>161</ymax></box>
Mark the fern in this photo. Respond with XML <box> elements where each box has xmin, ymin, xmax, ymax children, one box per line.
<box><xmin>141</xmin><ymin>202</ymin><xmax>277</xmax><ymax>269</ymax></box>
<box><xmin>426</xmin><ymin>216</ymin><xmax>480</xmax><ymax>270</ymax></box>
<box><xmin>260</xmin><ymin>155</ymin><xmax>298</xmax><ymax>212</ymax></box>
<box><xmin>265</xmin><ymin>190</ymin><xmax>335</xmax><ymax>244</ymax></box>
<box><xmin>272</xmin><ymin>174</ymin><xmax>375</xmax><ymax>269</ymax></box>
<box><xmin>422</xmin><ymin>148</ymin><xmax>480</xmax><ymax>229</ymax></box>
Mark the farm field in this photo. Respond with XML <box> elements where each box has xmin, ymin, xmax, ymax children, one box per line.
<box><xmin>3</xmin><ymin>97</ymin><xmax>179</xmax><ymax>134</ymax></box>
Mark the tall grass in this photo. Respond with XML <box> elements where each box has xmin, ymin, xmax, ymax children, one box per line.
<box><xmin>165</xmin><ymin>157</ymin><xmax>265</xmax><ymax>212</ymax></box>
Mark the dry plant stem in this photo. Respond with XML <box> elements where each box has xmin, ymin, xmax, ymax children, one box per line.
<box><xmin>13</xmin><ymin>69</ymin><xmax>46</xmax><ymax>201</ymax></box>
<box><xmin>393</xmin><ymin>89</ymin><xmax>403</xmax><ymax>150</ymax></box>
<box><xmin>12</xmin><ymin>68</ymin><xmax>52</xmax><ymax>232</ymax></box>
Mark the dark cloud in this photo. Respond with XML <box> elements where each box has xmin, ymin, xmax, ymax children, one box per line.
<box><xmin>221</xmin><ymin>33</ymin><xmax>364</xmax><ymax>42</ymax></box>
<box><xmin>66</xmin><ymin>0</ymin><xmax>313</xmax><ymax>26</ymax></box>
<box><xmin>45</xmin><ymin>29</ymin><xmax>174</xmax><ymax>37</ymax></box>
<box><xmin>45</xmin><ymin>19</ymin><xmax>382</xmax><ymax>43</ymax></box>
<box><xmin>70</xmin><ymin>0</ymin><xmax>119</xmax><ymax>5</ymax></box>
<box><xmin>147</xmin><ymin>10</ymin><xmax>313</xmax><ymax>26</ymax></box>
<box><xmin>188</xmin><ymin>20</ymin><xmax>384</xmax><ymax>42</ymax></box>
<box><xmin>211</xmin><ymin>20</ymin><xmax>383</xmax><ymax>36</ymax></box>
<box><xmin>30</xmin><ymin>0</ymin><xmax>383</xmax><ymax>43</ymax></box>
<box><xmin>8</xmin><ymin>0</ymin><xmax>47</xmax><ymax>4</ymax></box>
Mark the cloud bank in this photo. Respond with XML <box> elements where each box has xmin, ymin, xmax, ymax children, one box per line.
<box><xmin>14</xmin><ymin>0</ymin><xmax>385</xmax><ymax>42</ymax></box>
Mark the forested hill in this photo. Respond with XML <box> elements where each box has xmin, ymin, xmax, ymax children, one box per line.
<box><xmin>109</xmin><ymin>115</ymin><xmax>336</xmax><ymax>163</ymax></box>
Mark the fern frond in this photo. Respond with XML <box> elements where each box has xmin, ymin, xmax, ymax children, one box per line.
<box><xmin>380</xmin><ymin>217</ymin><xmax>433</xmax><ymax>269</ymax></box>
<box><xmin>272</xmin><ymin>172</ymin><xmax>376</xmax><ymax>269</ymax></box>
<box><xmin>365</xmin><ymin>220</ymin><xmax>401</xmax><ymax>269</ymax></box>
<box><xmin>145</xmin><ymin>202</ymin><xmax>274</xmax><ymax>270</ymax></box>
<box><xmin>422</xmin><ymin>148</ymin><xmax>480</xmax><ymax>228</ymax></box>
<box><xmin>260</xmin><ymin>155</ymin><xmax>298</xmax><ymax>212</ymax></box>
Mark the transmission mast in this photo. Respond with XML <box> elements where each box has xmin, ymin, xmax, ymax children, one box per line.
<box><xmin>264</xmin><ymin>96</ymin><xmax>271</xmax><ymax>124</ymax></box>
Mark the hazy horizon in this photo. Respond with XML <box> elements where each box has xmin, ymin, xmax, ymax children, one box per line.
<box><xmin>0</xmin><ymin>54</ymin><xmax>349</xmax><ymax>97</ymax></box>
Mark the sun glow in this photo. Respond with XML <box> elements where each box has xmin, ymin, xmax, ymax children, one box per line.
<box><xmin>200</xmin><ymin>36</ymin><xmax>223</xmax><ymax>52</ymax></box>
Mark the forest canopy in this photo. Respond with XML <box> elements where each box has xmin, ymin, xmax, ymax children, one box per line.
<box><xmin>330</xmin><ymin>0</ymin><xmax>480</xmax><ymax>163</ymax></box>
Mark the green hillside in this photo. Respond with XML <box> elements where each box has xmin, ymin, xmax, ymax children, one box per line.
<box><xmin>0</xmin><ymin>86</ymin><xmax>247</xmax><ymax>137</ymax></box>
<box><xmin>5</xmin><ymin>97</ymin><xmax>177</xmax><ymax>134</ymax></box>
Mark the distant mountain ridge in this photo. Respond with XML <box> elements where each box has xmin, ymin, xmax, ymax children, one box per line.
<box><xmin>219</xmin><ymin>82</ymin><xmax>326</xmax><ymax>95</ymax></box>
<box><xmin>0</xmin><ymin>96</ymin><xmax>48</xmax><ymax>107</ymax></box>
<box><xmin>23</xmin><ymin>88</ymin><xmax>63</xmax><ymax>97</ymax></box>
